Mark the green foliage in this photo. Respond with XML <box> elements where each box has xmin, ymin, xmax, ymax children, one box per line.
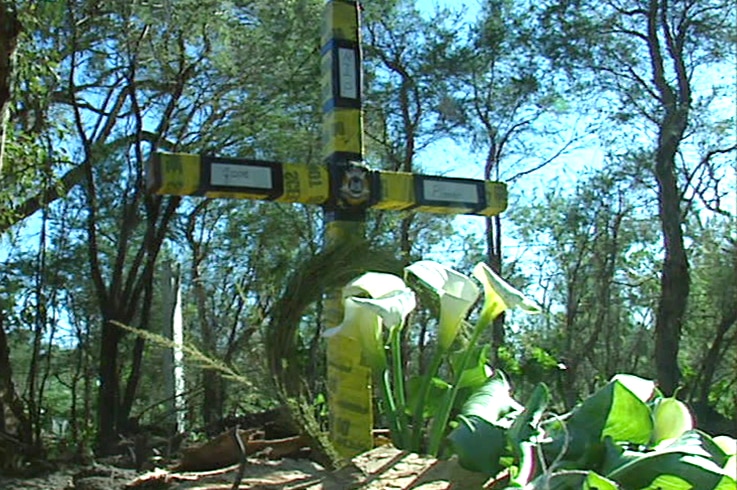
<box><xmin>448</xmin><ymin>373</ymin><xmax>736</xmax><ymax>489</ymax></box>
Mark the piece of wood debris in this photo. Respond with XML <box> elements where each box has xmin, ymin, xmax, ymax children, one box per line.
<box><xmin>172</xmin><ymin>429</ymin><xmax>313</xmax><ymax>472</ymax></box>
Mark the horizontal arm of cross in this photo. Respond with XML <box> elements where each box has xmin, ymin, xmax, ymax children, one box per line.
<box><xmin>145</xmin><ymin>152</ymin><xmax>507</xmax><ymax>217</ymax></box>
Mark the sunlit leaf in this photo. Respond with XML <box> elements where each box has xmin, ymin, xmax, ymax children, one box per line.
<box><xmin>584</xmin><ymin>472</ymin><xmax>621</xmax><ymax>490</ymax></box>
<box><xmin>458</xmin><ymin>372</ymin><xmax>523</xmax><ymax>426</ymax></box>
<box><xmin>607</xmin><ymin>430</ymin><xmax>735</xmax><ymax>489</ymax></box>
<box><xmin>610</xmin><ymin>374</ymin><xmax>656</xmax><ymax>402</ymax></box>
<box><xmin>544</xmin><ymin>375</ymin><xmax>653</xmax><ymax>467</ymax></box>
<box><xmin>712</xmin><ymin>435</ymin><xmax>736</xmax><ymax>456</ymax></box>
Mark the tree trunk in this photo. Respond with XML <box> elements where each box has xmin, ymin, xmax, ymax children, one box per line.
<box><xmin>202</xmin><ymin>370</ymin><xmax>225</xmax><ymax>429</ymax></box>
<box><xmin>695</xmin><ymin>312</ymin><xmax>736</xmax><ymax>404</ymax></box>
<box><xmin>653</xmin><ymin>134</ymin><xmax>689</xmax><ymax>395</ymax></box>
<box><xmin>0</xmin><ymin>310</ymin><xmax>32</xmax><ymax>444</ymax></box>
<box><xmin>97</xmin><ymin>321</ymin><xmax>122</xmax><ymax>453</ymax></box>
<box><xmin>647</xmin><ymin>0</ymin><xmax>691</xmax><ymax>397</ymax></box>
<box><xmin>0</xmin><ymin>0</ymin><xmax>22</xmax><ymax>175</ymax></box>
<box><xmin>652</xmin><ymin>120</ymin><xmax>690</xmax><ymax>396</ymax></box>
<box><xmin>486</xmin><ymin>215</ymin><xmax>505</xmax><ymax>363</ymax></box>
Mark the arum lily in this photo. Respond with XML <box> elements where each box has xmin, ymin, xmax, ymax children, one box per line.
<box><xmin>324</xmin><ymin>272</ymin><xmax>416</xmax><ymax>372</ymax></box>
<box><xmin>403</xmin><ymin>261</ymin><xmax>479</xmax><ymax>450</ymax></box>
<box><xmin>324</xmin><ymin>271</ymin><xmax>416</xmax><ymax>447</ymax></box>
<box><xmin>343</xmin><ymin>271</ymin><xmax>407</xmax><ymax>301</ymax></box>
<box><xmin>405</xmin><ymin>260</ymin><xmax>480</xmax><ymax>351</ymax></box>
<box><xmin>427</xmin><ymin>262</ymin><xmax>541</xmax><ymax>455</ymax></box>
<box><xmin>472</xmin><ymin>262</ymin><xmax>541</xmax><ymax>325</ymax></box>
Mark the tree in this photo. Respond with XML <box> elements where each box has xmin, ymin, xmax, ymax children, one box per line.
<box><xmin>363</xmin><ymin>0</ymin><xmax>461</xmax><ymax>260</ymax></box>
<box><xmin>512</xmin><ymin>167</ymin><xmax>659</xmax><ymax>408</ymax></box>
<box><xmin>456</xmin><ymin>0</ymin><xmax>581</xmax><ymax>362</ymax></box>
<box><xmin>540</xmin><ymin>0</ymin><xmax>737</xmax><ymax>395</ymax></box>
<box><xmin>684</xmin><ymin>216</ymin><xmax>736</xmax><ymax>432</ymax></box>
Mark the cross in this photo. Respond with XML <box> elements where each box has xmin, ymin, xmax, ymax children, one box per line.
<box><xmin>145</xmin><ymin>0</ymin><xmax>507</xmax><ymax>457</ymax></box>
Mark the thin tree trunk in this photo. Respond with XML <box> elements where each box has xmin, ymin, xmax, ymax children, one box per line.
<box><xmin>695</xmin><ymin>312</ymin><xmax>737</xmax><ymax>404</ymax></box>
<box><xmin>0</xmin><ymin>311</ymin><xmax>32</xmax><ymax>445</ymax></box>
<box><xmin>0</xmin><ymin>0</ymin><xmax>22</xmax><ymax>175</ymax></box>
<box><xmin>486</xmin><ymin>216</ymin><xmax>505</xmax><ymax>363</ymax></box>
<box><xmin>647</xmin><ymin>0</ymin><xmax>691</xmax><ymax>396</ymax></box>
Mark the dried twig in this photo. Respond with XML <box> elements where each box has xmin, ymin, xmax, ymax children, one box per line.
<box><xmin>231</xmin><ymin>425</ymin><xmax>248</xmax><ymax>490</ymax></box>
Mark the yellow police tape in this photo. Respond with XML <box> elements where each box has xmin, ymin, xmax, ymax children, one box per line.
<box><xmin>322</xmin><ymin>108</ymin><xmax>362</xmax><ymax>157</ymax></box>
<box><xmin>324</xmin><ymin>218</ymin><xmax>374</xmax><ymax>458</ymax></box>
<box><xmin>277</xmin><ymin>163</ymin><xmax>330</xmax><ymax>205</ymax></box>
<box><xmin>326</xmin><ymin>334</ymin><xmax>374</xmax><ymax>456</ymax></box>
<box><xmin>321</xmin><ymin>0</ymin><xmax>359</xmax><ymax>45</ymax></box>
<box><xmin>149</xmin><ymin>153</ymin><xmax>201</xmax><ymax>195</ymax></box>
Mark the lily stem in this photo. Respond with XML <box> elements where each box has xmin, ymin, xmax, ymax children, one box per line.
<box><xmin>389</xmin><ymin>325</ymin><xmax>409</xmax><ymax>448</ymax></box>
<box><xmin>381</xmin><ymin>369</ymin><xmax>403</xmax><ymax>447</ymax></box>
<box><xmin>427</xmin><ymin>309</ymin><xmax>494</xmax><ymax>456</ymax></box>
<box><xmin>409</xmin><ymin>349</ymin><xmax>444</xmax><ymax>452</ymax></box>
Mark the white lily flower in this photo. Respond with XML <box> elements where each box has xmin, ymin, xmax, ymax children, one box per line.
<box><xmin>351</xmin><ymin>289</ymin><xmax>417</xmax><ymax>334</ymax></box>
<box><xmin>472</xmin><ymin>262</ymin><xmax>541</xmax><ymax>323</ymax></box>
<box><xmin>405</xmin><ymin>261</ymin><xmax>480</xmax><ymax>350</ymax></box>
<box><xmin>343</xmin><ymin>271</ymin><xmax>407</xmax><ymax>300</ymax></box>
<box><xmin>324</xmin><ymin>272</ymin><xmax>416</xmax><ymax>371</ymax></box>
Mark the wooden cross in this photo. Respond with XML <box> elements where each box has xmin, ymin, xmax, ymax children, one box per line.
<box><xmin>146</xmin><ymin>0</ymin><xmax>507</xmax><ymax>457</ymax></box>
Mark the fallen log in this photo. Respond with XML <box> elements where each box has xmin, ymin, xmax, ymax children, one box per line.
<box><xmin>173</xmin><ymin>429</ymin><xmax>312</xmax><ymax>472</ymax></box>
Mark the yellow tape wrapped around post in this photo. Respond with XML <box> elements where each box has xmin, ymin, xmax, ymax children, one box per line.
<box><xmin>321</xmin><ymin>0</ymin><xmax>374</xmax><ymax>457</ymax></box>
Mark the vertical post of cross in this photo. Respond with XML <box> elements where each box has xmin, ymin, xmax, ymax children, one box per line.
<box><xmin>321</xmin><ymin>0</ymin><xmax>374</xmax><ymax>457</ymax></box>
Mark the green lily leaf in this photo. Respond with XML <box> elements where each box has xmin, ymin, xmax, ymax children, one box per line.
<box><xmin>610</xmin><ymin>374</ymin><xmax>656</xmax><ymax>402</ymax></box>
<box><xmin>724</xmin><ymin>455</ymin><xmax>736</xmax><ymax>478</ymax></box>
<box><xmin>405</xmin><ymin>260</ymin><xmax>480</xmax><ymax>350</ymax></box>
<box><xmin>528</xmin><ymin>471</ymin><xmax>621</xmax><ymax>490</ymax></box>
<box><xmin>459</xmin><ymin>371</ymin><xmax>523</xmax><ymax>426</ymax></box>
<box><xmin>713</xmin><ymin>435</ymin><xmax>737</xmax><ymax>456</ymax></box>
<box><xmin>713</xmin><ymin>435</ymin><xmax>737</xmax><ymax>476</ymax></box>
<box><xmin>509</xmin><ymin>383</ymin><xmax>549</xmax><ymax>448</ymax></box>
<box><xmin>406</xmin><ymin>375</ymin><xmax>451</xmax><ymax>419</ymax></box>
<box><xmin>544</xmin><ymin>375</ymin><xmax>653</xmax><ymax>467</ymax></box>
<box><xmin>447</xmin><ymin>373</ymin><xmax>524</xmax><ymax>475</ymax></box>
<box><xmin>450</xmin><ymin>344</ymin><xmax>491</xmax><ymax>391</ymax></box>
<box><xmin>584</xmin><ymin>472</ymin><xmax>621</xmax><ymax>489</ymax></box>
<box><xmin>447</xmin><ymin>414</ymin><xmax>506</xmax><ymax>475</ymax></box>
<box><xmin>606</xmin><ymin>431</ymin><xmax>735</xmax><ymax>489</ymax></box>
<box><xmin>472</xmin><ymin>262</ymin><xmax>541</xmax><ymax>322</ymax></box>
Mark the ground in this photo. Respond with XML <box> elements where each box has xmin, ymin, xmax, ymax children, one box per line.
<box><xmin>0</xmin><ymin>446</ymin><xmax>496</xmax><ymax>489</ymax></box>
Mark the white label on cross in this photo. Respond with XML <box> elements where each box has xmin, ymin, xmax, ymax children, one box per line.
<box><xmin>338</xmin><ymin>48</ymin><xmax>357</xmax><ymax>99</ymax></box>
<box><xmin>211</xmin><ymin>163</ymin><xmax>273</xmax><ymax>189</ymax></box>
<box><xmin>423</xmin><ymin>180</ymin><xmax>479</xmax><ymax>204</ymax></box>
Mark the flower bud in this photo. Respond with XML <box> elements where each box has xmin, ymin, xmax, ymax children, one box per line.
<box><xmin>652</xmin><ymin>397</ymin><xmax>693</xmax><ymax>444</ymax></box>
